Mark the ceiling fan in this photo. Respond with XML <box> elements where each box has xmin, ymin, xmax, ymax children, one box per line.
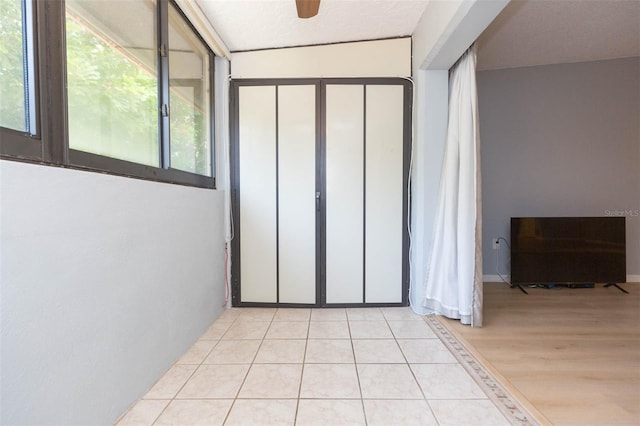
<box><xmin>296</xmin><ymin>0</ymin><xmax>321</xmax><ymax>19</ymax></box>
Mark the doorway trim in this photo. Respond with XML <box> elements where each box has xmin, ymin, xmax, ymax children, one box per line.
<box><xmin>230</xmin><ymin>78</ymin><xmax>412</xmax><ymax>308</ymax></box>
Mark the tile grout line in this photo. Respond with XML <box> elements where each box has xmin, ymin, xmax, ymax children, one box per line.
<box><xmin>293</xmin><ymin>310</ymin><xmax>312</xmax><ymax>425</ymax></box>
<box><xmin>384</xmin><ymin>311</ymin><xmax>443</xmax><ymax>426</ymax></box>
<box><xmin>222</xmin><ymin>311</ymin><xmax>270</xmax><ymax>425</ymax></box>
<box><xmin>123</xmin><ymin>307</ymin><xmax>527</xmax><ymax>425</ymax></box>
<box><xmin>150</xmin><ymin>316</ymin><xmax>235</xmax><ymax>426</ymax></box>
<box><xmin>345</xmin><ymin>309</ymin><xmax>369</xmax><ymax>425</ymax></box>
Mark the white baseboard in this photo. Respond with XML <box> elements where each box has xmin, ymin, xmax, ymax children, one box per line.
<box><xmin>483</xmin><ymin>274</ymin><xmax>640</xmax><ymax>283</ymax></box>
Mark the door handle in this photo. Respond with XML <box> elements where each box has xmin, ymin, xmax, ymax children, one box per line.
<box><xmin>316</xmin><ymin>192</ymin><xmax>320</xmax><ymax>212</ymax></box>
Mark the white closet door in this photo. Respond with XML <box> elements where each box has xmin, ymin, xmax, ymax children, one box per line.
<box><xmin>238</xmin><ymin>86</ymin><xmax>277</xmax><ymax>303</ymax></box>
<box><xmin>235</xmin><ymin>80</ymin><xmax>407</xmax><ymax>307</ymax></box>
<box><xmin>325</xmin><ymin>85</ymin><xmax>364</xmax><ymax>304</ymax></box>
<box><xmin>278</xmin><ymin>85</ymin><xmax>316</xmax><ymax>304</ymax></box>
<box><xmin>365</xmin><ymin>85</ymin><xmax>404</xmax><ymax>303</ymax></box>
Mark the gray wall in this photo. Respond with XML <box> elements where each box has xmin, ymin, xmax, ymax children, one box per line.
<box><xmin>479</xmin><ymin>56</ymin><xmax>640</xmax><ymax>278</ymax></box>
<box><xmin>0</xmin><ymin>160</ymin><xmax>226</xmax><ymax>425</ymax></box>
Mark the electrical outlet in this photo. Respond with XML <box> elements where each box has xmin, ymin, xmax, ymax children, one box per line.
<box><xmin>492</xmin><ymin>238</ymin><xmax>500</xmax><ymax>250</ymax></box>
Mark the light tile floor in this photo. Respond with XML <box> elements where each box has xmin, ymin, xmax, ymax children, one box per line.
<box><xmin>116</xmin><ymin>307</ymin><xmax>510</xmax><ymax>426</ymax></box>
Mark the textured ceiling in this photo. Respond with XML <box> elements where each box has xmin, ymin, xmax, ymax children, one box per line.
<box><xmin>477</xmin><ymin>0</ymin><xmax>640</xmax><ymax>71</ymax></box>
<box><xmin>196</xmin><ymin>0</ymin><xmax>640</xmax><ymax>69</ymax></box>
<box><xmin>197</xmin><ymin>0</ymin><xmax>429</xmax><ymax>52</ymax></box>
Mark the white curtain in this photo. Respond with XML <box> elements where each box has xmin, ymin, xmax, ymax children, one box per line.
<box><xmin>422</xmin><ymin>45</ymin><xmax>483</xmax><ymax>326</ymax></box>
<box><xmin>214</xmin><ymin>56</ymin><xmax>233</xmax><ymax>307</ymax></box>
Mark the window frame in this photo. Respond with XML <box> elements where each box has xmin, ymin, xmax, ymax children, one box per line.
<box><xmin>0</xmin><ymin>0</ymin><xmax>216</xmax><ymax>189</ymax></box>
<box><xmin>0</xmin><ymin>0</ymin><xmax>41</xmax><ymax>161</ymax></box>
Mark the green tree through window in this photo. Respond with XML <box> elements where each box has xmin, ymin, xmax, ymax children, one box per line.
<box><xmin>168</xmin><ymin>2</ymin><xmax>211</xmax><ymax>176</ymax></box>
<box><xmin>1</xmin><ymin>0</ymin><xmax>215</xmax><ymax>187</ymax></box>
<box><xmin>66</xmin><ymin>5</ymin><xmax>160</xmax><ymax>167</ymax></box>
<box><xmin>0</xmin><ymin>0</ymin><xmax>27</xmax><ymax>131</ymax></box>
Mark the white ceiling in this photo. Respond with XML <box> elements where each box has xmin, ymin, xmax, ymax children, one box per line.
<box><xmin>197</xmin><ymin>0</ymin><xmax>428</xmax><ymax>52</ymax></box>
<box><xmin>196</xmin><ymin>0</ymin><xmax>640</xmax><ymax>69</ymax></box>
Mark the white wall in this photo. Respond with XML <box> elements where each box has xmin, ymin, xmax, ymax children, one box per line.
<box><xmin>409</xmin><ymin>0</ymin><xmax>508</xmax><ymax>312</ymax></box>
<box><xmin>231</xmin><ymin>38</ymin><xmax>411</xmax><ymax>78</ymax></box>
<box><xmin>479</xmin><ymin>57</ymin><xmax>640</xmax><ymax>280</ymax></box>
<box><xmin>412</xmin><ymin>0</ymin><xmax>508</xmax><ymax>72</ymax></box>
<box><xmin>0</xmin><ymin>160</ymin><xmax>226</xmax><ymax>425</ymax></box>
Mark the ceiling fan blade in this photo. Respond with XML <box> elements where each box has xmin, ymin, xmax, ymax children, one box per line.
<box><xmin>296</xmin><ymin>0</ymin><xmax>320</xmax><ymax>19</ymax></box>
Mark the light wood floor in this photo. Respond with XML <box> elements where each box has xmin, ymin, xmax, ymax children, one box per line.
<box><xmin>442</xmin><ymin>282</ymin><xmax>640</xmax><ymax>426</ymax></box>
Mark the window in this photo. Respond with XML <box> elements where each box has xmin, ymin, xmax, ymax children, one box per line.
<box><xmin>66</xmin><ymin>0</ymin><xmax>160</xmax><ymax>167</ymax></box>
<box><xmin>168</xmin><ymin>3</ymin><xmax>212</xmax><ymax>176</ymax></box>
<box><xmin>0</xmin><ymin>0</ymin><xmax>35</xmax><ymax>133</ymax></box>
<box><xmin>0</xmin><ymin>0</ymin><xmax>215</xmax><ymax>188</ymax></box>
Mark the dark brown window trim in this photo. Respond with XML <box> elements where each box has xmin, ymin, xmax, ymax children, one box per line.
<box><xmin>1</xmin><ymin>0</ymin><xmax>216</xmax><ymax>190</ymax></box>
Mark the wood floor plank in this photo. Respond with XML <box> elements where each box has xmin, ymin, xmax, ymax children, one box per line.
<box><xmin>442</xmin><ymin>283</ymin><xmax>640</xmax><ymax>426</ymax></box>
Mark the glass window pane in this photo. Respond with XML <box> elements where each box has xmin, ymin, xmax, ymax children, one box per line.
<box><xmin>66</xmin><ymin>0</ymin><xmax>159</xmax><ymax>167</ymax></box>
<box><xmin>168</xmin><ymin>3</ymin><xmax>212</xmax><ymax>176</ymax></box>
<box><xmin>0</xmin><ymin>0</ymin><xmax>27</xmax><ymax>132</ymax></box>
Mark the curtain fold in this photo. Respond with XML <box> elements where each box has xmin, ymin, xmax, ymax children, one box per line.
<box><xmin>422</xmin><ymin>45</ymin><xmax>483</xmax><ymax>326</ymax></box>
<box><xmin>214</xmin><ymin>56</ymin><xmax>233</xmax><ymax>307</ymax></box>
